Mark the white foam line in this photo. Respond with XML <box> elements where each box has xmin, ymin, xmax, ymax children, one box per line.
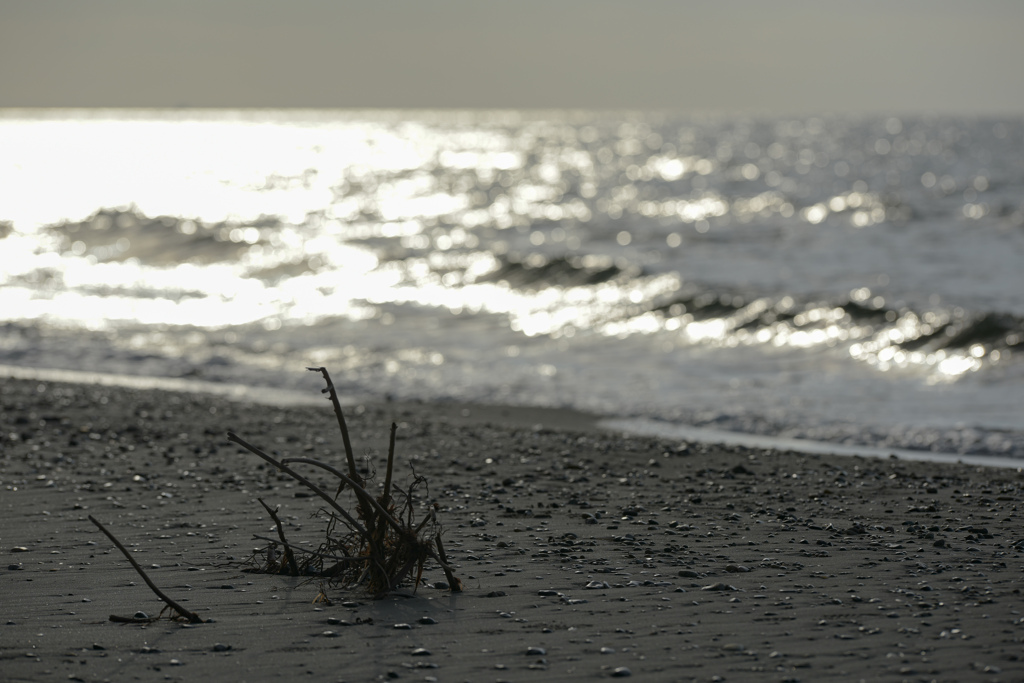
<box><xmin>0</xmin><ymin>364</ymin><xmax>336</xmax><ymax>407</ymax></box>
<box><xmin>601</xmin><ymin>417</ymin><xmax>1024</xmax><ymax>470</ymax></box>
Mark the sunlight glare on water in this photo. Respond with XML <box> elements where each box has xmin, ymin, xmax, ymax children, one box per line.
<box><xmin>1</xmin><ymin>110</ymin><xmax>1023</xmax><ymax>457</ymax></box>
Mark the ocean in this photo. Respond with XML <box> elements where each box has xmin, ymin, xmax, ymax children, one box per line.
<box><xmin>1</xmin><ymin>109</ymin><xmax>1022</xmax><ymax>461</ymax></box>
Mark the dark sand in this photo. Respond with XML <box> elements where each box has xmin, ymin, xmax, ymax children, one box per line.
<box><xmin>3</xmin><ymin>377</ymin><xmax>1024</xmax><ymax>682</ymax></box>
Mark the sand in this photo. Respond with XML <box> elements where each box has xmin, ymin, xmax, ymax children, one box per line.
<box><xmin>3</xmin><ymin>376</ymin><xmax>1024</xmax><ymax>682</ymax></box>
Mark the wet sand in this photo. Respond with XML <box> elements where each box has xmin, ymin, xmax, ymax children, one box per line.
<box><xmin>3</xmin><ymin>377</ymin><xmax>1024</xmax><ymax>682</ymax></box>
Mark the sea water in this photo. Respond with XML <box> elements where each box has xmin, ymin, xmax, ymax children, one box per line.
<box><xmin>1</xmin><ymin>109</ymin><xmax>1022</xmax><ymax>459</ymax></box>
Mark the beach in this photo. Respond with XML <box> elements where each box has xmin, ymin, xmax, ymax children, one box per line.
<box><xmin>3</xmin><ymin>377</ymin><xmax>1024</xmax><ymax>682</ymax></box>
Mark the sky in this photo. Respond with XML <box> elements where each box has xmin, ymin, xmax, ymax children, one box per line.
<box><xmin>2</xmin><ymin>0</ymin><xmax>1023</xmax><ymax>113</ymax></box>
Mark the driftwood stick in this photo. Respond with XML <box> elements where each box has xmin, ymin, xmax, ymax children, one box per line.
<box><xmin>257</xmin><ymin>498</ymin><xmax>299</xmax><ymax>575</ymax></box>
<box><xmin>88</xmin><ymin>515</ymin><xmax>204</xmax><ymax>624</ymax></box>
<box><xmin>434</xmin><ymin>532</ymin><xmax>462</xmax><ymax>592</ymax></box>
<box><xmin>306</xmin><ymin>366</ymin><xmax>359</xmax><ymax>482</ymax></box>
<box><xmin>227</xmin><ymin>432</ymin><xmax>368</xmax><ymax>537</ymax></box>
<box><xmin>382</xmin><ymin>422</ymin><xmax>397</xmax><ymax>506</ymax></box>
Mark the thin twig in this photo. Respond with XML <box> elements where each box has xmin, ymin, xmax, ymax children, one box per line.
<box><xmin>306</xmin><ymin>366</ymin><xmax>359</xmax><ymax>482</ymax></box>
<box><xmin>434</xmin><ymin>533</ymin><xmax>462</xmax><ymax>592</ymax></box>
<box><xmin>227</xmin><ymin>432</ymin><xmax>368</xmax><ymax>537</ymax></box>
<box><xmin>280</xmin><ymin>457</ymin><xmax>407</xmax><ymax>538</ymax></box>
<box><xmin>88</xmin><ymin>515</ymin><xmax>204</xmax><ymax>624</ymax></box>
<box><xmin>250</xmin><ymin>535</ymin><xmax>364</xmax><ymax>563</ymax></box>
<box><xmin>258</xmin><ymin>498</ymin><xmax>299</xmax><ymax>575</ymax></box>
<box><xmin>382</xmin><ymin>422</ymin><xmax>397</xmax><ymax>507</ymax></box>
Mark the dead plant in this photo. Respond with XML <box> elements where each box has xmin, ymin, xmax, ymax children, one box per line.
<box><xmin>227</xmin><ymin>366</ymin><xmax>461</xmax><ymax>597</ymax></box>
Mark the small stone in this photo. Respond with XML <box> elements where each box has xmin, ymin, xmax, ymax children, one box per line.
<box><xmin>91</xmin><ymin>644</ymin><xmax>105</xmax><ymax>651</ymax></box>
<box><xmin>140</xmin><ymin>646</ymin><xmax>159</xmax><ymax>654</ymax></box>
<box><xmin>321</xmin><ymin>631</ymin><xmax>340</xmax><ymax>638</ymax></box>
<box><xmin>133</xmin><ymin>612</ymin><xmax>149</xmax><ymax>620</ymax></box>
<box><xmin>486</xmin><ymin>591</ymin><xmax>507</xmax><ymax>598</ymax></box>
<box><xmin>678</xmin><ymin>570</ymin><xmax>700</xmax><ymax>578</ymax></box>
<box><xmin>411</xmin><ymin>647</ymin><xmax>431</xmax><ymax>656</ymax></box>
<box><xmin>526</xmin><ymin>647</ymin><xmax>546</xmax><ymax>656</ymax></box>
<box><xmin>219</xmin><ymin>584</ymin><xmax>235</xmax><ymax>590</ymax></box>
<box><xmin>393</xmin><ymin>623</ymin><xmax>412</xmax><ymax>630</ymax></box>
<box><xmin>418</xmin><ymin>616</ymin><xmax>438</xmax><ymax>625</ymax></box>
<box><xmin>212</xmin><ymin>643</ymin><xmax>231</xmax><ymax>652</ymax></box>
<box><xmin>600</xmin><ymin>647</ymin><xmax>615</xmax><ymax>654</ymax></box>
<box><xmin>586</xmin><ymin>581</ymin><xmax>611</xmax><ymax>589</ymax></box>
<box><xmin>10</xmin><ymin>547</ymin><xmax>29</xmax><ymax>553</ymax></box>
<box><xmin>538</xmin><ymin>589</ymin><xmax>560</xmax><ymax>596</ymax></box>
<box><xmin>611</xmin><ymin>667</ymin><xmax>632</xmax><ymax>677</ymax></box>
<box><xmin>702</xmin><ymin>583</ymin><xmax>737</xmax><ymax>591</ymax></box>
<box><xmin>169</xmin><ymin>659</ymin><xmax>183</xmax><ymax>666</ymax></box>
<box><xmin>8</xmin><ymin>564</ymin><xmax>23</xmax><ymax>571</ymax></box>
<box><xmin>725</xmin><ymin>564</ymin><xmax>750</xmax><ymax>573</ymax></box>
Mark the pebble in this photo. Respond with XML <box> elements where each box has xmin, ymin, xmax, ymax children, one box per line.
<box><xmin>212</xmin><ymin>643</ymin><xmax>232</xmax><ymax>652</ymax></box>
<box><xmin>321</xmin><ymin>631</ymin><xmax>340</xmax><ymax>638</ymax></box>
<box><xmin>586</xmin><ymin>581</ymin><xmax>611</xmax><ymax>589</ymax></box>
<box><xmin>600</xmin><ymin>647</ymin><xmax>615</xmax><ymax>654</ymax></box>
<box><xmin>526</xmin><ymin>646</ymin><xmax>546</xmax><ymax>656</ymax></box>
<box><xmin>611</xmin><ymin>666</ymin><xmax>632</xmax><ymax>677</ymax></box>
<box><xmin>678</xmin><ymin>570</ymin><xmax>700</xmax><ymax>578</ymax></box>
<box><xmin>411</xmin><ymin>647</ymin><xmax>431</xmax><ymax>656</ymax></box>
<box><xmin>133</xmin><ymin>612</ymin><xmax>149</xmax><ymax>620</ymax></box>
<box><xmin>418</xmin><ymin>616</ymin><xmax>438</xmax><ymax>625</ymax></box>
<box><xmin>393</xmin><ymin>623</ymin><xmax>412</xmax><ymax>630</ymax></box>
<box><xmin>725</xmin><ymin>564</ymin><xmax>750</xmax><ymax>573</ymax></box>
<box><xmin>702</xmin><ymin>583</ymin><xmax>738</xmax><ymax>591</ymax></box>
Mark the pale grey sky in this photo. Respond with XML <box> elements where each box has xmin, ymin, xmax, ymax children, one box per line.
<box><xmin>2</xmin><ymin>0</ymin><xmax>1022</xmax><ymax>113</ymax></box>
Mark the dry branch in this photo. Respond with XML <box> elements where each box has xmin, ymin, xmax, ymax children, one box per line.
<box><xmin>88</xmin><ymin>515</ymin><xmax>204</xmax><ymax>624</ymax></box>
<box><xmin>307</xmin><ymin>366</ymin><xmax>359</xmax><ymax>482</ymax></box>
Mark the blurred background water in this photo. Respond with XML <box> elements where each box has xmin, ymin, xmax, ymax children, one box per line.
<box><xmin>1</xmin><ymin>109</ymin><xmax>1022</xmax><ymax>458</ymax></box>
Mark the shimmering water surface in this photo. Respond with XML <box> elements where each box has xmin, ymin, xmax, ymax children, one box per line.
<box><xmin>2</xmin><ymin>110</ymin><xmax>1023</xmax><ymax>458</ymax></box>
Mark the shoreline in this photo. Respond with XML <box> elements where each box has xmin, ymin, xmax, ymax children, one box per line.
<box><xmin>2</xmin><ymin>363</ymin><xmax>1018</xmax><ymax>471</ymax></box>
<box><xmin>4</xmin><ymin>376</ymin><xmax>1024</xmax><ymax>681</ymax></box>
